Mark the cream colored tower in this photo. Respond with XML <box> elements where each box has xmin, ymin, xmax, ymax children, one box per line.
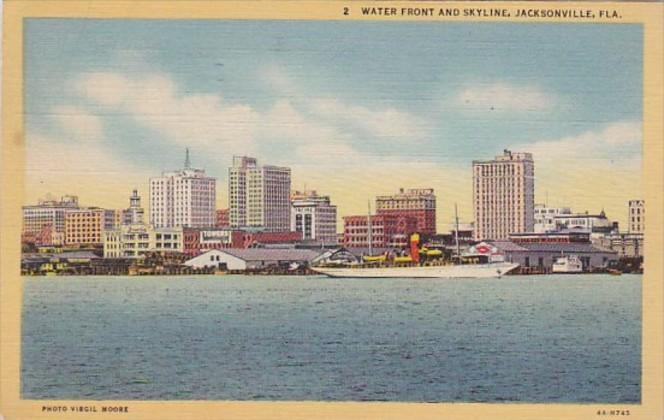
<box><xmin>473</xmin><ymin>150</ymin><xmax>535</xmax><ymax>240</ymax></box>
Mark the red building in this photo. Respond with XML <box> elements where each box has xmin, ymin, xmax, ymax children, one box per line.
<box><xmin>343</xmin><ymin>214</ymin><xmax>418</xmax><ymax>248</ymax></box>
<box><xmin>183</xmin><ymin>228</ymin><xmax>302</xmax><ymax>257</ymax></box>
<box><xmin>233</xmin><ymin>231</ymin><xmax>302</xmax><ymax>248</ymax></box>
<box><xmin>183</xmin><ymin>228</ymin><xmax>200</xmax><ymax>257</ymax></box>
<box><xmin>183</xmin><ymin>228</ymin><xmax>235</xmax><ymax>257</ymax></box>
<box><xmin>215</xmin><ymin>209</ymin><xmax>230</xmax><ymax>228</ymax></box>
<box><xmin>21</xmin><ymin>223</ymin><xmax>62</xmax><ymax>247</ymax></box>
<box><xmin>375</xmin><ymin>188</ymin><xmax>436</xmax><ymax>235</ymax></box>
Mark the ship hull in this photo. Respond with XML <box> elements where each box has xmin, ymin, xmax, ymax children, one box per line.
<box><xmin>311</xmin><ymin>262</ymin><xmax>519</xmax><ymax>278</ymax></box>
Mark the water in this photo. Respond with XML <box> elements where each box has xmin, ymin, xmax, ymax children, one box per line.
<box><xmin>21</xmin><ymin>274</ymin><xmax>641</xmax><ymax>402</ymax></box>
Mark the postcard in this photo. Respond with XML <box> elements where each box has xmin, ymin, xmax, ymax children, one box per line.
<box><xmin>1</xmin><ymin>1</ymin><xmax>662</xmax><ymax>419</ymax></box>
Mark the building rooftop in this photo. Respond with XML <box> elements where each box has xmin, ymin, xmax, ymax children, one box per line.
<box><xmin>473</xmin><ymin>149</ymin><xmax>533</xmax><ymax>164</ymax></box>
<box><xmin>493</xmin><ymin>241</ymin><xmax>615</xmax><ymax>254</ymax></box>
<box><xmin>523</xmin><ymin>242</ymin><xmax>615</xmax><ymax>254</ymax></box>
<box><xmin>489</xmin><ymin>241</ymin><xmax>529</xmax><ymax>252</ymax></box>
<box><xmin>509</xmin><ymin>229</ymin><xmax>591</xmax><ymax>237</ymax></box>
<box><xmin>232</xmin><ymin>155</ymin><xmax>257</xmax><ymax>168</ymax></box>
<box><xmin>159</xmin><ymin>168</ymin><xmax>213</xmax><ymax>179</ymax></box>
<box><xmin>291</xmin><ymin>190</ymin><xmax>333</xmax><ymax>204</ymax></box>
<box><xmin>376</xmin><ymin>188</ymin><xmax>435</xmax><ymax>199</ymax></box>
<box><xmin>29</xmin><ymin>195</ymin><xmax>80</xmax><ymax>207</ymax></box>
<box><xmin>23</xmin><ymin>251</ymin><xmax>101</xmax><ymax>260</ymax></box>
<box><xmin>555</xmin><ymin>212</ymin><xmax>607</xmax><ymax>219</ymax></box>
<box><xmin>212</xmin><ymin>248</ymin><xmax>324</xmax><ymax>262</ymax></box>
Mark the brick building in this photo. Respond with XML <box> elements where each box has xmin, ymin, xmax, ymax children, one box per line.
<box><xmin>215</xmin><ymin>209</ymin><xmax>230</xmax><ymax>228</ymax></box>
<box><xmin>343</xmin><ymin>214</ymin><xmax>418</xmax><ymax>248</ymax></box>
<box><xmin>375</xmin><ymin>188</ymin><xmax>436</xmax><ymax>235</ymax></box>
<box><xmin>182</xmin><ymin>228</ymin><xmax>303</xmax><ymax>257</ymax></box>
<box><xmin>65</xmin><ymin>208</ymin><xmax>118</xmax><ymax>247</ymax></box>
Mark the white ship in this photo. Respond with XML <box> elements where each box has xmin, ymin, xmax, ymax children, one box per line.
<box><xmin>311</xmin><ymin>260</ymin><xmax>519</xmax><ymax>279</ymax></box>
<box><xmin>311</xmin><ymin>204</ymin><xmax>519</xmax><ymax>279</ymax></box>
<box><xmin>552</xmin><ymin>255</ymin><xmax>583</xmax><ymax>273</ymax></box>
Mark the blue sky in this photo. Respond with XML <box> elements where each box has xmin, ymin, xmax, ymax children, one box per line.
<box><xmin>24</xmin><ymin>19</ymin><xmax>643</xmax><ymax>227</ymax></box>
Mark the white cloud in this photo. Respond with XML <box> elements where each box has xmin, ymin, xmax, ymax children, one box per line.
<box><xmin>257</xmin><ymin>99</ymin><xmax>359</xmax><ymax>154</ymax></box>
<box><xmin>73</xmin><ymin>71</ymin><xmax>393</xmax><ymax>165</ymax></box>
<box><xmin>75</xmin><ymin>72</ymin><xmax>130</xmax><ymax>107</ymax></box>
<box><xmin>26</xmin><ymin>132</ymin><xmax>147</xmax><ymax>178</ymax></box>
<box><xmin>513</xmin><ymin>121</ymin><xmax>642</xmax><ymax>226</ymax></box>
<box><xmin>519</xmin><ymin>120</ymin><xmax>641</xmax><ymax>166</ymax></box>
<box><xmin>260</xmin><ymin>64</ymin><xmax>431</xmax><ymax>144</ymax></box>
<box><xmin>25</xmin><ymin>132</ymin><xmax>152</xmax><ymax>208</ymax></box>
<box><xmin>50</xmin><ymin>105</ymin><xmax>104</xmax><ymax>142</ymax></box>
<box><xmin>310</xmin><ymin>98</ymin><xmax>429</xmax><ymax>143</ymax></box>
<box><xmin>597</xmin><ymin>121</ymin><xmax>642</xmax><ymax>146</ymax></box>
<box><xmin>76</xmin><ymin>72</ymin><xmax>261</xmax><ymax>154</ymax></box>
<box><xmin>259</xmin><ymin>64</ymin><xmax>300</xmax><ymax>96</ymax></box>
<box><xmin>455</xmin><ymin>82</ymin><xmax>554</xmax><ymax>112</ymax></box>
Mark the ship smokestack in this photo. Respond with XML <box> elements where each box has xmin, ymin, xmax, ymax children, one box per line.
<box><xmin>410</xmin><ymin>233</ymin><xmax>420</xmax><ymax>264</ymax></box>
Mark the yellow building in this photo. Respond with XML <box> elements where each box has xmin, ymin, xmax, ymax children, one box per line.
<box><xmin>65</xmin><ymin>208</ymin><xmax>118</xmax><ymax>247</ymax></box>
<box><xmin>103</xmin><ymin>224</ymin><xmax>183</xmax><ymax>258</ymax></box>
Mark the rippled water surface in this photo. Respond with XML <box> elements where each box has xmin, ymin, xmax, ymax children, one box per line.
<box><xmin>22</xmin><ymin>274</ymin><xmax>641</xmax><ymax>402</ymax></box>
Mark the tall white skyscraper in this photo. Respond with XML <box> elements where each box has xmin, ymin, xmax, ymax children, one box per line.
<box><xmin>229</xmin><ymin>156</ymin><xmax>291</xmax><ymax>232</ymax></box>
<box><xmin>628</xmin><ymin>199</ymin><xmax>645</xmax><ymax>234</ymax></box>
<box><xmin>473</xmin><ymin>149</ymin><xmax>535</xmax><ymax>240</ymax></box>
<box><xmin>149</xmin><ymin>149</ymin><xmax>216</xmax><ymax>228</ymax></box>
<box><xmin>291</xmin><ymin>190</ymin><xmax>337</xmax><ymax>244</ymax></box>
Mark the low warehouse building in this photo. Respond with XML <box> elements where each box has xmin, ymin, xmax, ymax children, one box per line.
<box><xmin>490</xmin><ymin>240</ymin><xmax>618</xmax><ymax>272</ymax></box>
<box><xmin>184</xmin><ymin>248</ymin><xmax>324</xmax><ymax>271</ymax></box>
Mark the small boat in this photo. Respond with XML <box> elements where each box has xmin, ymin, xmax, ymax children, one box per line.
<box><xmin>607</xmin><ymin>268</ymin><xmax>622</xmax><ymax>276</ymax></box>
<box><xmin>552</xmin><ymin>255</ymin><xmax>583</xmax><ymax>274</ymax></box>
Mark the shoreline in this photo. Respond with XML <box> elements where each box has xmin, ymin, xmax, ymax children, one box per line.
<box><xmin>21</xmin><ymin>271</ymin><xmax>643</xmax><ymax>278</ymax></box>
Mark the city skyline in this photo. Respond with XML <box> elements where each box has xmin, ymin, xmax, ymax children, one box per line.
<box><xmin>23</xmin><ymin>153</ymin><xmax>641</xmax><ymax>237</ymax></box>
<box><xmin>24</xmin><ymin>19</ymin><xmax>642</xmax><ymax>229</ymax></box>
